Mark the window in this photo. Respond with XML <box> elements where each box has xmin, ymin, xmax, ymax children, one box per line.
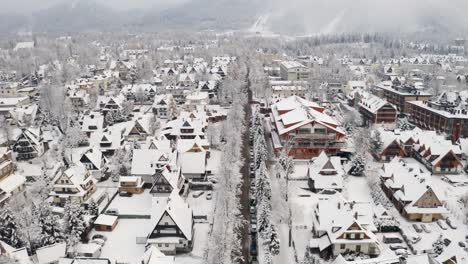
<box><xmin>165</xmin><ymin>244</ymin><xmax>169</xmax><ymax>247</ymax></box>
<box><xmin>165</xmin><ymin>222</ymin><xmax>169</xmax><ymax>225</ymax></box>
<box><xmin>356</xmin><ymin>245</ymin><xmax>361</xmax><ymax>252</ymax></box>
<box><xmin>340</xmin><ymin>244</ymin><xmax>345</xmax><ymax>249</ymax></box>
<box><xmin>297</xmin><ymin>128</ymin><xmax>310</xmax><ymax>135</ymax></box>
<box><xmin>314</xmin><ymin>128</ymin><xmax>326</xmax><ymax>134</ymax></box>
<box><xmin>158</xmin><ymin>243</ymin><xmax>162</xmax><ymax>247</ymax></box>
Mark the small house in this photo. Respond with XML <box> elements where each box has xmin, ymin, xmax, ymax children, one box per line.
<box><xmin>94</xmin><ymin>214</ymin><xmax>118</xmax><ymax>231</ymax></box>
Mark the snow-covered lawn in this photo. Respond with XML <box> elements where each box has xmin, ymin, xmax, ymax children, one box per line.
<box><xmin>90</xmin><ymin>218</ymin><xmax>152</xmax><ymax>263</ymax></box>
<box><xmin>288</xmin><ymin>180</ymin><xmax>317</xmax><ymax>261</ymax></box>
<box><xmin>175</xmin><ymin>223</ymin><xmax>210</xmax><ymax>264</ymax></box>
<box><xmin>107</xmin><ymin>189</ymin><xmax>153</xmax><ymax>216</ymax></box>
<box><xmin>206</xmin><ymin>150</ymin><xmax>222</xmax><ymax>175</ymax></box>
<box><xmin>289</xmin><ymin>160</ymin><xmax>309</xmax><ymax>180</ymax></box>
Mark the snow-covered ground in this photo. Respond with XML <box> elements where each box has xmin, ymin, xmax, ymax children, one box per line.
<box><xmin>107</xmin><ymin>189</ymin><xmax>153</xmax><ymax>216</ymax></box>
<box><xmin>90</xmin><ymin>218</ymin><xmax>152</xmax><ymax>263</ymax></box>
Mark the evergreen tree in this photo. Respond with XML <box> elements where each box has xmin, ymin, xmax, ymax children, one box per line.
<box><xmin>63</xmin><ymin>200</ymin><xmax>87</xmax><ymax>254</ymax></box>
<box><xmin>255</xmin><ymin>161</ymin><xmax>272</xmax><ymax>202</ymax></box>
<box><xmin>267</xmin><ymin>225</ymin><xmax>280</xmax><ymax>256</ymax></box>
<box><xmin>254</xmin><ymin>135</ymin><xmax>268</xmax><ymax>170</ymax></box>
<box><xmin>88</xmin><ymin>200</ymin><xmax>99</xmax><ymax>216</ymax></box>
<box><xmin>257</xmin><ymin>201</ymin><xmax>272</xmax><ymax>237</ymax></box>
<box><xmin>0</xmin><ymin>208</ymin><xmax>23</xmax><ymax>248</ymax></box>
<box><xmin>349</xmin><ymin>154</ymin><xmax>366</xmax><ymax>176</ymax></box>
<box><xmin>105</xmin><ymin>112</ymin><xmax>114</xmax><ymax>126</ymax></box>
<box><xmin>371</xmin><ymin>130</ymin><xmax>383</xmax><ymax>154</ymax></box>
<box><xmin>35</xmin><ymin>204</ymin><xmax>65</xmax><ymax>247</ymax></box>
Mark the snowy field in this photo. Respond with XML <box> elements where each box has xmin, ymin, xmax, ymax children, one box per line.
<box><xmin>107</xmin><ymin>189</ymin><xmax>153</xmax><ymax>216</ymax></box>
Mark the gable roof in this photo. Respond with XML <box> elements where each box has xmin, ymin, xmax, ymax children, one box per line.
<box><xmin>150</xmin><ymin>191</ymin><xmax>193</xmax><ymax>240</ymax></box>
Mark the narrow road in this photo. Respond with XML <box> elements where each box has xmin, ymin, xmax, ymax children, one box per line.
<box><xmin>239</xmin><ymin>65</ymin><xmax>253</xmax><ymax>263</ymax></box>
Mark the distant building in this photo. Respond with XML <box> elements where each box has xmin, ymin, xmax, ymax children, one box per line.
<box><xmin>376</xmin><ymin>82</ymin><xmax>432</xmax><ymax>112</ymax></box>
<box><xmin>279</xmin><ymin>61</ymin><xmax>310</xmax><ymax>81</ymax></box>
<box><xmin>406</xmin><ymin>91</ymin><xmax>468</xmax><ymax>141</ymax></box>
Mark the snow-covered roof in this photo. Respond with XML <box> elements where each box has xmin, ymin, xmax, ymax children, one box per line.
<box><xmin>14</xmin><ymin>41</ymin><xmax>35</xmax><ymax>51</ymax></box>
<box><xmin>358</xmin><ymin>93</ymin><xmax>395</xmax><ymax>114</ymax></box>
<box><xmin>280</xmin><ymin>61</ymin><xmax>307</xmax><ymax>69</ymax></box>
<box><xmin>150</xmin><ymin>190</ymin><xmax>193</xmax><ymax>240</ymax></box>
<box><xmin>0</xmin><ymin>174</ymin><xmax>26</xmax><ymax>193</ymax></box>
<box><xmin>271</xmin><ymin>96</ymin><xmax>344</xmax><ymax>136</ymax></box>
<box><xmin>308</xmin><ymin>151</ymin><xmax>344</xmax><ymax>190</ymax></box>
<box><xmin>178</xmin><ymin>151</ymin><xmax>206</xmax><ymax>175</ymax></box>
<box><xmin>131</xmin><ymin>149</ymin><xmax>176</xmax><ymax>176</ymax></box>
<box><xmin>141</xmin><ymin>246</ymin><xmax>175</xmax><ymax>264</ymax></box>
<box><xmin>94</xmin><ymin>214</ymin><xmax>118</xmax><ymax>226</ymax></box>
<box><xmin>35</xmin><ymin>243</ymin><xmax>66</xmax><ymax>264</ymax></box>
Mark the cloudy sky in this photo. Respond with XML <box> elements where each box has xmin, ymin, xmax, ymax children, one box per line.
<box><xmin>0</xmin><ymin>0</ymin><xmax>188</xmax><ymax>14</ymax></box>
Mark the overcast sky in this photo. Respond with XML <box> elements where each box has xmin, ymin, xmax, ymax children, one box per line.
<box><xmin>0</xmin><ymin>0</ymin><xmax>188</xmax><ymax>14</ymax></box>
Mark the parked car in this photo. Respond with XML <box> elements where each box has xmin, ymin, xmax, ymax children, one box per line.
<box><xmin>383</xmin><ymin>235</ymin><xmax>403</xmax><ymax>244</ymax></box>
<box><xmin>119</xmin><ymin>191</ymin><xmax>133</xmax><ymax>197</ymax></box>
<box><xmin>91</xmin><ymin>238</ymin><xmax>105</xmax><ymax>246</ymax></box>
<box><xmin>390</xmin><ymin>244</ymin><xmax>407</xmax><ymax>250</ymax></box>
<box><xmin>250</xmin><ymin>242</ymin><xmax>258</xmax><ymax>256</ymax></box>
<box><xmin>459</xmin><ymin>241</ymin><xmax>466</xmax><ymax>248</ymax></box>
<box><xmin>192</xmin><ymin>191</ymin><xmax>204</xmax><ymax>198</ymax></box>
<box><xmin>412</xmin><ymin>224</ymin><xmax>423</xmax><ymax>233</ymax></box>
<box><xmin>437</xmin><ymin>219</ymin><xmax>448</xmax><ymax>230</ymax></box>
<box><xmin>446</xmin><ymin>218</ymin><xmax>458</xmax><ymax>229</ymax></box>
<box><xmin>421</xmin><ymin>224</ymin><xmax>432</xmax><ymax>233</ymax></box>
<box><xmin>443</xmin><ymin>238</ymin><xmax>451</xmax><ymax>246</ymax></box>
<box><xmin>206</xmin><ymin>192</ymin><xmax>212</xmax><ymax>200</ymax></box>
<box><xmin>91</xmin><ymin>234</ymin><xmax>107</xmax><ymax>241</ymax></box>
<box><xmin>251</xmin><ymin>223</ymin><xmax>257</xmax><ymax>233</ymax></box>
<box><xmin>105</xmin><ymin>208</ymin><xmax>119</xmax><ymax>216</ymax></box>
<box><xmin>250</xmin><ymin>206</ymin><xmax>256</xmax><ymax>214</ymax></box>
<box><xmin>395</xmin><ymin>249</ymin><xmax>408</xmax><ymax>257</ymax></box>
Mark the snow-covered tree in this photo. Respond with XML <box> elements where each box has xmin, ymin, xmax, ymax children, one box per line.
<box><xmin>88</xmin><ymin>200</ymin><xmax>99</xmax><ymax>216</ymax></box>
<box><xmin>349</xmin><ymin>154</ymin><xmax>366</xmax><ymax>176</ymax></box>
<box><xmin>396</xmin><ymin>117</ymin><xmax>414</xmax><ymax>131</ymax></box>
<box><xmin>254</xmin><ymin>135</ymin><xmax>268</xmax><ymax>170</ymax></box>
<box><xmin>62</xmin><ymin>123</ymin><xmax>88</xmax><ymax>164</ymax></box>
<box><xmin>266</xmin><ymin>225</ymin><xmax>280</xmax><ymax>256</ymax></box>
<box><xmin>105</xmin><ymin>112</ymin><xmax>114</xmax><ymax>126</ymax></box>
<box><xmin>35</xmin><ymin>203</ymin><xmax>65</xmax><ymax>247</ymax></box>
<box><xmin>63</xmin><ymin>200</ymin><xmax>87</xmax><ymax>254</ymax></box>
<box><xmin>0</xmin><ymin>208</ymin><xmax>23</xmax><ymax>248</ymax></box>
<box><xmin>255</xmin><ymin>161</ymin><xmax>272</xmax><ymax>202</ymax></box>
<box><xmin>257</xmin><ymin>200</ymin><xmax>272</xmax><ymax>237</ymax></box>
<box><xmin>370</xmin><ymin>129</ymin><xmax>383</xmax><ymax>154</ymax></box>
<box><xmin>278</xmin><ymin>147</ymin><xmax>295</xmax><ymax>179</ymax></box>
